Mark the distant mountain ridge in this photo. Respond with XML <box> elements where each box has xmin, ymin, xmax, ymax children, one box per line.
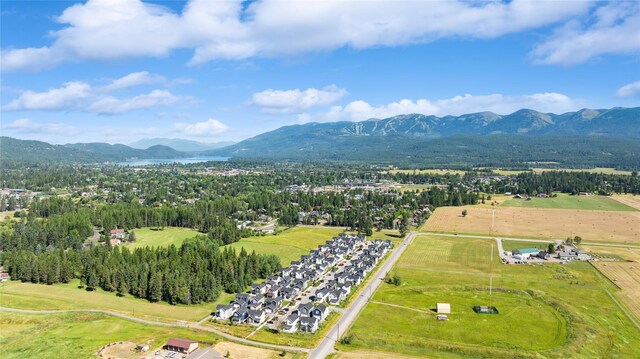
<box><xmin>207</xmin><ymin>107</ymin><xmax>640</xmax><ymax>168</ymax></box>
<box><xmin>283</xmin><ymin>107</ymin><xmax>639</xmax><ymax>138</ymax></box>
<box><xmin>0</xmin><ymin>137</ymin><xmax>187</xmax><ymax>166</ymax></box>
<box><xmin>129</xmin><ymin>138</ymin><xmax>236</xmax><ymax>152</ymax></box>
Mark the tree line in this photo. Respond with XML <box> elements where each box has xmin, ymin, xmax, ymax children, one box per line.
<box><xmin>2</xmin><ymin>238</ymin><xmax>281</xmax><ymax>305</ymax></box>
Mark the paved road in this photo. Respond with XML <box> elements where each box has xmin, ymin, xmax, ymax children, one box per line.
<box><xmin>0</xmin><ymin>306</ymin><xmax>310</xmax><ymax>354</ymax></box>
<box><xmin>308</xmin><ymin>232</ymin><xmax>416</xmax><ymax>359</ymax></box>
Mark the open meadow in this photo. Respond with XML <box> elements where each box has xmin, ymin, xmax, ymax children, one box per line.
<box><xmin>502</xmin><ymin>193</ymin><xmax>637</xmax><ymax>211</ymax></box>
<box><xmin>0</xmin><ymin>311</ymin><xmax>220</xmax><ymax>359</ymax></box>
<box><xmin>592</xmin><ymin>261</ymin><xmax>640</xmax><ymax>321</ymax></box>
<box><xmin>422</xmin><ymin>206</ymin><xmax>640</xmax><ymax>244</ymax></box>
<box><xmin>125</xmin><ymin>226</ymin><xmax>201</xmax><ymax>249</ymax></box>
<box><xmin>226</xmin><ymin>226</ymin><xmax>403</xmax><ymax>266</ymax></box>
<box><xmin>0</xmin><ymin>278</ymin><xmax>223</xmax><ymax>323</ymax></box>
<box><xmin>336</xmin><ymin>235</ymin><xmax>640</xmax><ymax>359</ymax></box>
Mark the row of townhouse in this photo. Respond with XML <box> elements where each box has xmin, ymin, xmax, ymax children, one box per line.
<box><xmin>214</xmin><ymin>234</ymin><xmax>392</xmax><ymax>331</ymax></box>
<box><xmin>283</xmin><ymin>238</ymin><xmax>393</xmax><ymax>333</ymax></box>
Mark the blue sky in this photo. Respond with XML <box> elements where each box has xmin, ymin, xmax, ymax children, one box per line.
<box><xmin>1</xmin><ymin>0</ymin><xmax>639</xmax><ymax>144</ymax></box>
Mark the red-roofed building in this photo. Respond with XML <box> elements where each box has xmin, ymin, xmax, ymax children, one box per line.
<box><xmin>0</xmin><ymin>273</ymin><xmax>9</xmax><ymax>282</ymax></box>
<box><xmin>165</xmin><ymin>338</ymin><xmax>198</xmax><ymax>354</ymax></box>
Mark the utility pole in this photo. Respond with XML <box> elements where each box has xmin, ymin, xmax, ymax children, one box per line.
<box><xmin>489</xmin><ymin>242</ymin><xmax>494</xmax><ymax>308</ymax></box>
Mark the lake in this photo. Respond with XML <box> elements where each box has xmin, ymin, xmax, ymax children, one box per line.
<box><xmin>115</xmin><ymin>156</ymin><xmax>228</xmax><ymax>166</ymax></box>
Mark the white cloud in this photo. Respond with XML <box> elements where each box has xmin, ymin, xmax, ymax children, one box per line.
<box><xmin>2</xmin><ymin>118</ymin><xmax>78</xmax><ymax>134</ymax></box>
<box><xmin>100</xmin><ymin>71</ymin><xmax>165</xmax><ymax>91</ymax></box>
<box><xmin>252</xmin><ymin>85</ymin><xmax>348</xmax><ymax>114</ymax></box>
<box><xmin>174</xmin><ymin>119</ymin><xmax>229</xmax><ymax>136</ymax></box>
<box><xmin>532</xmin><ymin>1</ymin><xmax>640</xmax><ymax>65</ymax></box>
<box><xmin>3</xmin><ymin>82</ymin><xmax>92</xmax><ymax>111</ymax></box>
<box><xmin>2</xmin><ymin>72</ymin><xmax>180</xmax><ymax>114</ymax></box>
<box><xmin>88</xmin><ymin>90</ymin><xmax>178</xmax><ymax>115</ymax></box>
<box><xmin>617</xmin><ymin>81</ymin><xmax>640</xmax><ymax>97</ymax></box>
<box><xmin>1</xmin><ymin>0</ymin><xmax>599</xmax><ymax>71</ymax></box>
<box><xmin>319</xmin><ymin>92</ymin><xmax>583</xmax><ymax>121</ymax></box>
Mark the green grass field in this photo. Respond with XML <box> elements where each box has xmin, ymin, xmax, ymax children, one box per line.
<box><xmin>226</xmin><ymin>227</ymin><xmax>346</xmax><ymax>265</ymax></box>
<box><xmin>226</xmin><ymin>226</ymin><xmax>402</xmax><ymax>266</ymax></box>
<box><xmin>337</xmin><ymin>235</ymin><xmax>640</xmax><ymax>358</ymax></box>
<box><xmin>0</xmin><ymin>278</ymin><xmax>226</xmax><ymax>323</ymax></box>
<box><xmin>502</xmin><ymin>193</ymin><xmax>637</xmax><ymax>211</ymax></box>
<box><xmin>0</xmin><ymin>311</ymin><xmax>220</xmax><ymax>359</ymax></box>
<box><xmin>500</xmin><ymin>240</ymin><xmax>552</xmax><ymax>252</ymax></box>
<box><xmin>126</xmin><ymin>227</ymin><xmax>201</xmax><ymax>249</ymax></box>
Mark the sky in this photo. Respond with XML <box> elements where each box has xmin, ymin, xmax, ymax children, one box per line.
<box><xmin>1</xmin><ymin>0</ymin><xmax>639</xmax><ymax>145</ymax></box>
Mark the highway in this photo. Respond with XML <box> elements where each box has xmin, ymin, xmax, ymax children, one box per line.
<box><xmin>308</xmin><ymin>232</ymin><xmax>416</xmax><ymax>359</ymax></box>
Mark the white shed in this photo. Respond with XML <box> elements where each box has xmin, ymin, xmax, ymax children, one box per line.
<box><xmin>437</xmin><ymin>303</ymin><xmax>451</xmax><ymax>314</ymax></box>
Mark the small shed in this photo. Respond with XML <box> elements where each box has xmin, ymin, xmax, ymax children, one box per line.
<box><xmin>437</xmin><ymin>314</ymin><xmax>448</xmax><ymax>321</ymax></box>
<box><xmin>436</xmin><ymin>303</ymin><xmax>451</xmax><ymax>314</ymax></box>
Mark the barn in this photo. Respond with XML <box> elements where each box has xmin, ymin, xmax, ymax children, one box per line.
<box><xmin>165</xmin><ymin>338</ymin><xmax>199</xmax><ymax>354</ymax></box>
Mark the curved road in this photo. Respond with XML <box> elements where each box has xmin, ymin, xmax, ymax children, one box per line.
<box><xmin>2</xmin><ymin>232</ymin><xmax>418</xmax><ymax>359</ymax></box>
<box><xmin>308</xmin><ymin>232</ymin><xmax>416</xmax><ymax>359</ymax></box>
<box><xmin>0</xmin><ymin>307</ymin><xmax>309</xmax><ymax>353</ymax></box>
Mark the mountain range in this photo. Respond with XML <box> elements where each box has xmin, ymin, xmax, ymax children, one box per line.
<box><xmin>2</xmin><ymin>107</ymin><xmax>639</xmax><ymax>168</ymax></box>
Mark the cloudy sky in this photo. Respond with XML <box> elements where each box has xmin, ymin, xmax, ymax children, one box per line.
<box><xmin>1</xmin><ymin>0</ymin><xmax>639</xmax><ymax>144</ymax></box>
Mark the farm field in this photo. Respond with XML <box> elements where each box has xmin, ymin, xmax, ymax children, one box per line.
<box><xmin>387</xmin><ymin>169</ymin><xmax>466</xmax><ymax>176</ymax></box>
<box><xmin>336</xmin><ymin>235</ymin><xmax>640</xmax><ymax>358</ymax></box>
<box><xmin>581</xmin><ymin>245</ymin><xmax>640</xmax><ymax>262</ymax></box>
<box><xmin>422</xmin><ymin>206</ymin><xmax>640</xmax><ymax>244</ymax></box>
<box><xmin>593</xmin><ymin>261</ymin><xmax>640</xmax><ymax>321</ymax></box>
<box><xmin>0</xmin><ymin>311</ymin><xmax>220</xmax><ymax>359</ymax></box>
<box><xmin>531</xmin><ymin>167</ymin><xmax>633</xmax><ymax>175</ymax></box>
<box><xmin>0</xmin><ymin>278</ymin><xmax>222</xmax><ymax>323</ymax></box>
<box><xmin>502</xmin><ymin>193</ymin><xmax>637</xmax><ymax>211</ymax></box>
<box><xmin>125</xmin><ymin>226</ymin><xmax>201</xmax><ymax>249</ymax></box>
<box><xmin>612</xmin><ymin>195</ymin><xmax>640</xmax><ymax>210</ymax></box>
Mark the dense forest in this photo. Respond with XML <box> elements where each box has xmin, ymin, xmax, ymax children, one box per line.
<box><xmin>2</xmin><ymin>239</ymin><xmax>280</xmax><ymax>304</ymax></box>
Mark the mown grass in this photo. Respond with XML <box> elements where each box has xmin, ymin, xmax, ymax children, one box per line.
<box><xmin>0</xmin><ymin>278</ymin><xmax>229</xmax><ymax>323</ymax></box>
<box><xmin>0</xmin><ymin>311</ymin><xmax>221</xmax><ymax>359</ymax></box>
<box><xmin>226</xmin><ymin>227</ymin><xmax>347</xmax><ymax>265</ymax></box>
<box><xmin>337</xmin><ymin>235</ymin><xmax>640</xmax><ymax>358</ymax></box>
<box><xmin>126</xmin><ymin>226</ymin><xmax>201</xmax><ymax>249</ymax></box>
<box><xmin>502</xmin><ymin>193</ymin><xmax>637</xmax><ymax>212</ymax></box>
<box><xmin>226</xmin><ymin>226</ymin><xmax>401</xmax><ymax>266</ymax></box>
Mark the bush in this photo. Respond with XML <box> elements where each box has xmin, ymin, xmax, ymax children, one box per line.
<box><xmin>339</xmin><ymin>334</ymin><xmax>355</xmax><ymax>345</ymax></box>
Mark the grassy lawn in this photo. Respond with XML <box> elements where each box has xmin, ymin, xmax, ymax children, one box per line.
<box><xmin>226</xmin><ymin>226</ymin><xmax>350</xmax><ymax>266</ymax></box>
<box><xmin>0</xmin><ymin>311</ymin><xmax>221</xmax><ymax>359</ymax></box>
<box><xmin>0</xmin><ymin>278</ymin><xmax>229</xmax><ymax>323</ymax></box>
<box><xmin>337</xmin><ymin>235</ymin><xmax>640</xmax><ymax>359</ymax></box>
<box><xmin>126</xmin><ymin>226</ymin><xmax>201</xmax><ymax>249</ymax></box>
<box><xmin>502</xmin><ymin>193</ymin><xmax>637</xmax><ymax>212</ymax></box>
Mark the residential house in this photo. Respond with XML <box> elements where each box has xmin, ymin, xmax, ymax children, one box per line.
<box><xmin>215</xmin><ymin>304</ymin><xmax>236</xmax><ymax>320</ymax></box>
